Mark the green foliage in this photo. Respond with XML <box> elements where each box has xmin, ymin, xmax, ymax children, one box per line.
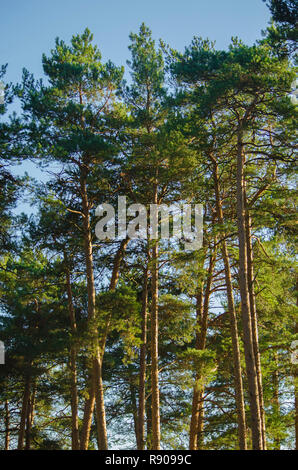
<box><xmin>0</xmin><ymin>16</ymin><xmax>297</xmax><ymax>450</ymax></box>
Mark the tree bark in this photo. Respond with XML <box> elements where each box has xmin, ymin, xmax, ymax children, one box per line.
<box><xmin>189</xmin><ymin>284</ymin><xmax>204</xmax><ymax>450</ymax></box>
<box><xmin>295</xmin><ymin>362</ymin><xmax>298</xmax><ymax>451</ymax></box>
<box><xmin>294</xmin><ymin>313</ymin><xmax>298</xmax><ymax>450</ymax></box>
<box><xmin>151</xmin><ymin>237</ymin><xmax>160</xmax><ymax>449</ymax></box>
<box><xmin>80</xmin><ymin>382</ymin><xmax>96</xmax><ymax>450</ymax></box>
<box><xmin>79</xmin><ymin>195</ymin><xmax>128</xmax><ymax>450</ymax></box>
<box><xmin>197</xmin><ymin>390</ymin><xmax>205</xmax><ymax>450</ymax></box>
<box><xmin>211</xmin><ymin>155</ymin><xmax>247</xmax><ymax>450</ymax></box>
<box><xmin>189</xmin><ymin>244</ymin><xmax>216</xmax><ymax>450</ymax></box>
<box><xmin>150</xmin><ymin>177</ymin><xmax>161</xmax><ymax>450</ymax></box>
<box><xmin>80</xmin><ymin>170</ymin><xmax>106</xmax><ymax>449</ymax></box>
<box><xmin>146</xmin><ymin>386</ymin><xmax>153</xmax><ymax>450</ymax></box>
<box><xmin>25</xmin><ymin>383</ymin><xmax>36</xmax><ymax>450</ymax></box>
<box><xmin>65</xmin><ymin>258</ymin><xmax>80</xmax><ymax>450</ymax></box>
<box><xmin>236</xmin><ymin>128</ymin><xmax>263</xmax><ymax>450</ymax></box>
<box><xmin>128</xmin><ymin>368</ymin><xmax>139</xmax><ymax>448</ymax></box>
<box><xmin>137</xmin><ymin>265</ymin><xmax>148</xmax><ymax>450</ymax></box>
<box><xmin>4</xmin><ymin>399</ymin><xmax>10</xmax><ymax>450</ymax></box>
<box><xmin>18</xmin><ymin>374</ymin><xmax>31</xmax><ymax>450</ymax></box>
<box><xmin>272</xmin><ymin>352</ymin><xmax>280</xmax><ymax>450</ymax></box>
<box><xmin>95</xmin><ymin>238</ymin><xmax>129</xmax><ymax>450</ymax></box>
<box><xmin>94</xmin><ymin>359</ymin><xmax>108</xmax><ymax>450</ymax></box>
<box><xmin>244</xmin><ymin>202</ymin><xmax>266</xmax><ymax>449</ymax></box>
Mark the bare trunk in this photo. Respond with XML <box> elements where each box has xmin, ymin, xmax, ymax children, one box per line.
<box><xmin>69</xmin><ymin>343</ymin><xmax>80</xmax><ymax>450</ymax></box>
<box><xmin>80</xmin><ymin>171</ymin><xmax>106</xmax><ymax>449</ymax></box>
<box><xmin>94</xmin><ymin>359</ymin><xmax>108</xmax><ymax>450</ymax></box>
<box><xmin>128</xmin><ymin>368</ymin><xmax>139</xmax><ymax>448</ymax></box>
<box><xmin>272</xmin><ymin>353</ymin><xmax>280</xmax><ymax>450</ymax></box>
<box><xmin>150</xmin><ymin>176</ymin><xmax>161</xmax><ymax>450</ymax></box>
<box><xmin>189</xmin><ymin>285</ymin><xmax>204</xmax><ymax>450</ymax></box>
<box><xmin>151</xmin><ymin>237</ymin><xmax>160</xmax><ymax>449</ymax></box>
<box><xmin>224</xmin><ymin>254</ymin><xmax>248</xmax><ymax>451</ymax></box>
<box><xmin>80</xmin><ymin>199</ymin><xmax>128</xmax><ymax>450</ymax></box>
<box><xmin>137</xmin><ymin>265</ymin><xmax>148</xmax><ymax>450</ymax></box>
<box><xmin>295</xmin><ymin>316</ymin><xmax>298</xmax><ymax>450</ymax></box>
<box><xmin>4</xmin><ymin>399</ymin><xmax>10</xmax><ymax>450</ymax></box>
<box><xmin>189</xmin><ymin>245</ymin><xmax>216</xmax><ymax>450</ymax></box>
<box><xmin>25</xmin><ymin>383</ymin><xmax>35</xmax><ymax>450</ymax></box>
<box><xmin>211</xmin><ymin>156</ymin><xmax>247</xmax><ymax>449</ymax></box>
<box><xmin>80</xmin><ymin>384</ymin><xmax>96</xmax><ymax>450</ymax></box>
<box><xmin>146</xmin><ymin>387</ymin><xmax>152</xmax><ymax>450</ymax></box>
<box><xmin>18</xmin><ymin>374</ymin><xmax>31</xmax><ymax>450</ymax></box>
<box><xmin>95</xmin><ymin>238</ymin><xmax>129</xmax><ymax>450</ymax></box>
<box><xmin>245</xmin><ymin>203</ymin><xmax>266</xmax><ymax>449</ymax></box>
<box><xmin>236</xmin><ymin>130</ymin><xmax>262</xmax><ymax>450</ymax></box>
<box><xmin>197</xmin><ymin>391</ymin><xmax>204</xmax><ymax>450</ymax></box>
<box><xmin>65</xmin><ymin>259</ymin><xmax>80</xmax><ymax>450</ymax></box>
<box><xmin>295</xmin><ymin>368</ymin><xmax>298</xmax><ymax>451</ymax></box>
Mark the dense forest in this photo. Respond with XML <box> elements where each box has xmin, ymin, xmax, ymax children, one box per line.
<box><xmin>0</xmin><ymin>0</ymin><xmax>297</xmax><ymax>450</ymax></box>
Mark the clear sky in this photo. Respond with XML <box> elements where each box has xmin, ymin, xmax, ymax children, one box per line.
<box><xmin>1</xmin><ymin>0</ymin><xmax>272</xmax><ymax>212</ymax></box>
<box><xmin>1</xmin><ymin>0</ymin><xmax>271</xmax><ymax>84</ymax></box>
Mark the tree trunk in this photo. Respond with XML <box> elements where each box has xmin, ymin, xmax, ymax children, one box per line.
<box><xmin>146</xmin><ymin>383</ymin><xmax>152</xmax><ymax>450</ymax></box>
<box><xmin>128</xmin><ymin>368</ymin><xmax>139</xmax><ymax>448</ymax></box>
<box><xmin>25</xmin><ymin>383</ymin><xmax>36</xmax><ymax>450</ymax></box>
<box><xmin>65</xmin><ymin>259</ymin><xmax>80</xmax><ymax>450</ymax></box>
<box><xmin>69</xmin><ymin>344</ymin><xmax>80</xmax><ymax>450</ymax></box>
<box><xmin>295</xmin><ymin>315</ymin><xmax>298</xmax><ymax>450</ymax></box>
<box><xmin>94</xmin><ymin>359</ymin><xmax>108</xmax><ymax>450</ymax></box>
<box><xmin>295</xmin><ymin>365</ymin><xmax>298</xmax><ymax>451</ymax></box>
<box><xmin>18</xmin><ymin>374</ymin><xmax>31</xmax><ymax>450</ymax></box>
<box><xmin>95</xmin><ymin>238</ymin><xmax>129</xmax><ymax>450</ymax></box>
<box><xmin>4</xmin><ymin>399</ymin><xmax>10</xmax><ymax>450</ymax></box>
<box><xmin>150</xmin><ymin>177</ymin><xmax>161</xmax><ymax>450</ymax></box>
<box><xmin>211</xmin><ymin>156</ymin><xmax>247</xmax><ymax>450</ymax></box>
<box><xmin>80</xmin><ymin>171</ymin><xmax>105</xmax><ymax>449</ymax></box>
<box><xmin>80</xmin><ymin>383</ymin><xmax>96</xmax><ymax>450</ymax></box>
<box><xmin>244</xmin><ymin>203</ymin><xmax>266</xmax><ymax>449</ymax></box>
<box><xmin>189</xmin><ymin>244</ymin><xmax>216</xmax><ymax>450</ymax></box>
<box><xmin>151</xmin><ymin>237</ymin><xmax>160</xmax><ymax>449</ymax></box>
<box><xmin>137</xmin><ymin>265</ymin><xmax>148</xmax><ymax>450</ymax></box>
<box><xmin>189</xmin><ymin>284</ymin><xmax>204</xmax><ymax>450</ymax></box>
<box><xmin>79</xmin><ymin>196</ymin><xmax>128</xmax><ymax>450</ymax></box>
<box><xmin>236</xmin><ymin>129</ymin><xmax>263</xmax><ymax>450</ymax></box>
<box><xmin>272</xmin><ymin>352</ymin><xmax>280</xmax><ymax>450</ymax></box>
<box><xmin>197</xmin><ymin>391</ymin><xmax>205</xmax><ymax>450</ymax></box>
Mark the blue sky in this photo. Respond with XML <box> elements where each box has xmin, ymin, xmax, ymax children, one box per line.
<box><xmin>1</xmin><ymin>0</ymin><xmax>272</xmax><ymax>212</ymax></box>
<box><xmin>1</xmin><ymin>0</ymin><xmax>271</xmax><ymax>84</ymax></box>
